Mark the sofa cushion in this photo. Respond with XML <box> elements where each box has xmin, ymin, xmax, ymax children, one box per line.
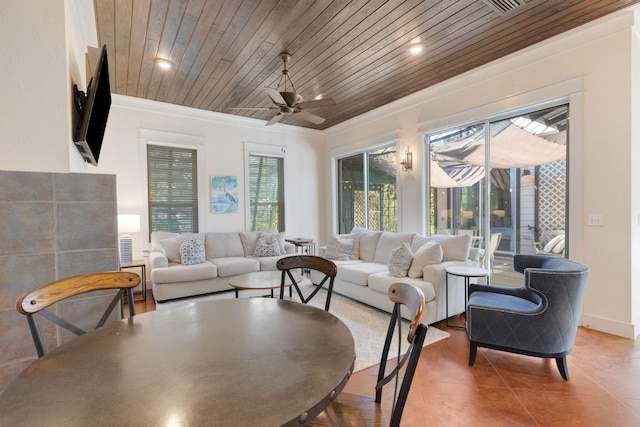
<box><xmin>434</xmin><ymin>234</ymin><xmax>471</xmax><ymax>261</ymax></box>
<box><xmin>325</xmin><ymin>236</ymin><xmax>354</xmax><ymax>261</ymax></box>
<box><xmin>388</xmin><ymin>243</ymin><xmax>414</xmax><ymax>277</ymax></box>
<box><xmin>367</xmin><ymin>272</ymin><xmax>436</xmax><ymax>303</ymax></box>
<box><xmin>211</xmin><ymin>257</ymin><xmax>260</xmax><ymax>277</ymax></box>
<box><xmin>373</xmin><ymin>232</ymin><xmax>415</xmax><ymax>264</ymax></box>
<box><xmin>337</xmin><ymin>262</ymin><xmax>388</xmax><ymax>287</ymax></box>
<box><xmin>151</xmin><ymin>261</ymin><xmax>217</xmax><ymax>284</ymax></box>
<box><xmin>411</xmin><ymin>234</ymin><xmax>436</xmax><ymax>253</ymax></box>
<box><xmin>254</xmin><ymin>235</ymin><xmax>281</xmax><ymax>257</ymax></box>
<box><xmin>157</xmin><ymin>233</ymin><xmax>205</xmax><ymax>264</ymax></box>
<box><xmin>179</xmin><ymin>238</ymin><xmax>206</xmax><ymax>265</ymax></box>
<box><xmin>251</xmin><ymin>254</ymin><xmax>291</xmax><ymax>271</ymax></box>
<box><xmin>240</xmin><ymin>231</ymin><xmax>261</xmax><ymax>256</ymax></box>
<box><xmin>408</xmin><ymin>242</ymin><xmax>443</xmax><ymax>278</ymax></box>
<box><xmin>205</xmin><ymin>232</ymin><xmax>244</xmax><ymax>258</ymax></box>
<box><xmin>150</xmin><ymin>231</ymin><xmax>179</xmax><ymax>251</ymax></box>
<box><xmin>350</xmin><ymin>227</ymin><xmax>382</xmax><ymax>261</ymax></box>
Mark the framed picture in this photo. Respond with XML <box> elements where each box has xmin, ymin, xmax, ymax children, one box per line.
<box><xmin>211</xmin><ymin>175</ymin><xmax>239</xmax><ymax>213</ymax></box>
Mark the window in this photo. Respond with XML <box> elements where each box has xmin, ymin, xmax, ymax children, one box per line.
<box><xmin>147</xmin><ymin>144</ymin><xmax>198</xmax><ymax>233</ymax></box>
<box><xmin>337</xmin><ymin>144</ymin><xmax>397</xmax><ymax>233</ymax></box>
<box><xmin>249</xmin><ymin>154</ymin><xmax>284</xmax><ymax>231</ymax></box>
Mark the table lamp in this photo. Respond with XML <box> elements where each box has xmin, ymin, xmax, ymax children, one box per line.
<box><xmin>118</xmin><ymin>214</ymin><xmax>140</xmax><ymax>265</ymax></box>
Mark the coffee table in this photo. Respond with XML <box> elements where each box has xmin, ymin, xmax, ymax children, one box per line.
<box><xmin>228</xmin><ymin>270</ymin><xmax>302</xmax><ymax>298</ymax></box>
<box><xmin>445</xmin><ymin>265</ymin><xmax>489</xmax><ymax>330</ymax></box>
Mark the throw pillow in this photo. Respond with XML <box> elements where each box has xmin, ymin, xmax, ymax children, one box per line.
<box><xmin>254</xmin><ymin>235</ymin><xmax>281</xmax><ymax>257</ymax></box>
<box><xmin>324</xmin><ymin>236</ymin><xmax>354</xmax><ymax>261</ymax></box>
<box><xmin>179</xmin><ymin>238</ymin><xmax>206</xmax><ymax>265</ymax></box>
<box><xmin>157</xmin><ymin>234</ymin><xmax>203</xmax><ymax>263</ymax></box>
<box><xmin>407</xmin><ymin>242</ymin><xmax>443</xmax><ymax>278</ymax></box>
<box><xmin>261</xmin><ymin>231</ymin><xmax>286</xmax><ymax>254</ymax></box>
<box><xmin>438</xmin><ymin>234</ymin><xmax>471</xmax><ymax>261</ymax></box>
<box><xmin>388</xmin><ymin>242</ymin><xmax>414</xmax><ymax>278</ymax></box>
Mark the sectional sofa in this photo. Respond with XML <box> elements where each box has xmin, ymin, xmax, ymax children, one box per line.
<box><xmin>148</xmin><ymin>230</ymin><xmax>295</xmax><ymax>301</ymax></box>
<box><xmin>311</xmin><ymin>228</ymin><xmax>481</xmax><ymax>324</ymax></box>
<box><xmin>149</xmin><ymin>227</ymin><xmax>481</xmax><ymax>325</ymax></box>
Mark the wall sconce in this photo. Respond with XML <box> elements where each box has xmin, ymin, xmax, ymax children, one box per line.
<box><xmin>400</xmin><ymin>149</ymin><xmax>413</xmax><ymax>171</ymax></box>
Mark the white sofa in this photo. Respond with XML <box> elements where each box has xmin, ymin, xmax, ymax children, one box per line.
<box><xmin>312</xmin><ymin>228</ymin><xmax>481</xmax><ymax>324</ymax></box>
<box><xmin>148</xmin><ymin>231</ymin><xmax>295</xmax><ymax>302</ymax></box>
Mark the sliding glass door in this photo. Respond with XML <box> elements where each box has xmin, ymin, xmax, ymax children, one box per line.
<box><xmin>426</xmin><ymin>104</ymin><xmax>568</xmax><ymax>282</ymax></box>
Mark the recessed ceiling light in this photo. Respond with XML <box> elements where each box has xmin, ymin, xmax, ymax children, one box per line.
<box><xmin>155</xmin><ymin>58</ymin><xmax>173</xmax><ymax>70</ymax></box>
<box><xmin>408</xmin><ymin>43</ymin><xmax>425</xmax><ymax>55</ymax></box>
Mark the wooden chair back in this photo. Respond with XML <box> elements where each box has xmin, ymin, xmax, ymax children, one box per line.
<box><xmin>306</xmin><ymin>282</ymin><xmax>427</xmax><ymax>427</ymax></box>
<box><xmin>276</xmin><ymin>255</ymin><xmax>337</xmax><ymax>311</ymax></box>
<box><xmin>16</xmin><ymin>271</ymin><xmax>140</xmax><ymax>357</ymax></box>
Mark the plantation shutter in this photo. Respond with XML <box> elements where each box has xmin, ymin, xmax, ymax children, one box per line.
<box><xmin>249</xmin><ymin>155</ymin><xmax>284</xmax><ymax>231</ymax></box>
<box><xmin>147</xmin><ymin>144</ymin><xmax>198</xmax><ymax>233</ymax></box>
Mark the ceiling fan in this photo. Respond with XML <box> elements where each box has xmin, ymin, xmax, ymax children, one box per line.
<box><xmin>231</xmin><ymin>52</ymin><xmax>336</xmax><ymax>126</ymax></box>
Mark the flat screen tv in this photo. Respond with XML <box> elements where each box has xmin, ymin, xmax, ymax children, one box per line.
<box><xmin>73</xmin><ymin>44</ymin><xmax>111</xmax><ymax>166</ymax></box>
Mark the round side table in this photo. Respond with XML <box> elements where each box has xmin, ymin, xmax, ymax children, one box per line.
<box><xmin>445</xmin><ymin>265</ymin><xmax>489</xmax><ymax>330</ymax></box>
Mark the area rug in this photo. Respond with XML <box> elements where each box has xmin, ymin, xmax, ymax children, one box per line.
<box><xmin>157</xmin><ymin>283</ymin><xmax>450</xmax><ymax>372</ymax></box>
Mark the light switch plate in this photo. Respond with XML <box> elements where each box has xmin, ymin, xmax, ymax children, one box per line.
<box><xmin>587</xmin><ymin>214</ymin><xmax>604</xmax><ymax>226</ymax></box>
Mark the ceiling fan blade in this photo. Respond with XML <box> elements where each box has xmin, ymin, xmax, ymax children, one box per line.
<box><xmin>265</xmin><ymin>113</ymin><xmax>283</xmax><ymax>126</ymax></box>
<box><xmin>297</xmin><ymin>97</ymin><xmax>336</xmax><ymax>109</ymax></box>
<box><xmin>265</xmin><ymin>87</ymin><xmax>286</xmax><ymax>105</ymax></box>
<box><xmin>296</xmin><ymin>111</ymin><xmax>326</xmax><ymax>125</ymax></box>
<box><xmin>229</xmin><ymin>107</ymin><xmax>273</xmax><ymax>111</ymax></box>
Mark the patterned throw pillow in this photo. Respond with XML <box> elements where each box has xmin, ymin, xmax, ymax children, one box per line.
<box><xmin>254</xmin><ymin>236</ymin><xmax>281</xmax><ymax>257</ymax></box>
<box><xmin>179</xmin><ymin>238</ymin><xmax>206</xmax><ymax>265</ymax></box>
<box><xmin>388</xmin><ymin>242</ymin><xmax>414</xmax><ymax>277</ymax></box>
<box><xmin>324</xmin><ymin>236</ymin><xmax>354</xmax><ymax>261</ymax></box>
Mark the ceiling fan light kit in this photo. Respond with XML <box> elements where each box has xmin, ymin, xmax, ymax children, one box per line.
<box><xmin>231</xmin><ymin>52</ymin><xmax>336</xmax><ymax>126</ymax></box>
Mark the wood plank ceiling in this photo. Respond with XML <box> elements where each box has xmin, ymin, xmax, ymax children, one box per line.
<box><xmin>93</xmin><ymin>0</ymin><xmax>640</xmax><ymax>130</ymax></box>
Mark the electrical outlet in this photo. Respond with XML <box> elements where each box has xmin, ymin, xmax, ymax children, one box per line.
<box><xmin>587</xmin><ymin>214</ymin><xmax>604</xmax><ymax>227</ymax></box>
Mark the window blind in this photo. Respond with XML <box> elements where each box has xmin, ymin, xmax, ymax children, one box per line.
<box><xmin>249</xmin><ymin>155</ymin><xmax>284</xmax><ymax>231</ymax></box>
<box><xmin>147</xmin><ymin>144</ymin><xmax>198</xmax><ymax>233</ymax></box>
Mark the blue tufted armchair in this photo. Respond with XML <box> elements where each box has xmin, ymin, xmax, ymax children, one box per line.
<box><xmin>466</xmin><ymin>254</ymin><xmax>589</xmax><ymax>380</ymax></box>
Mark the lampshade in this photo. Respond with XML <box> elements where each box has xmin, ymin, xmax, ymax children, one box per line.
<box><xmin>118</xmin><ymin>214</ymin><xmax>140</xmax><ymax>234</ymax></box>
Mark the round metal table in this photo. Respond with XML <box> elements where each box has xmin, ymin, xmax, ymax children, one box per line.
<box><xmin>445</xmin><ymin>265</ymin><xmax>489</xmax><ymax>330</ymax></box>
<box><xmin>0</xmin><ymin>298</ymin><xmax>355</xmax><ymax>426</ymax></box>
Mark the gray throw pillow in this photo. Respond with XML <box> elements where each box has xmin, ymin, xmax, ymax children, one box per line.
<box><xmin>324</xmin><ymin>236</ymin><xmax>354</xmax><ymax>261</ymax></box>
<box><xmin>388</xmin><ymin>242</ymin><xmax>414</xmax><ymax>277</ymax></box>
<box><xmin>179</xmin><ymin>237</ymin><xmax>206</xmax><ymax>265</ymax></box>
<box><xmin>254</xmin><ymin>236</ymin><xmax>281</xmax><ymax>257</ymax></box>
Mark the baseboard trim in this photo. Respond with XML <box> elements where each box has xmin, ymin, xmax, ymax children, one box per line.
<box><xmin>580</xmin><ymin>314</ymin><xmax>638</xmax><ymax>339</ymax></box>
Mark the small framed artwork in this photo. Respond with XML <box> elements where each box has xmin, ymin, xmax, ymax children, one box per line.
<box><xmin>211</xmin><ymin>175</ymin><xmax>239</xmax><ymax>213</ymax></box>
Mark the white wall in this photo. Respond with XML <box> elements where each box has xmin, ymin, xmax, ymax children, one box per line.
<box><xmin>0</xmin><ymin>0</ymin><xmax>75</xmax><ymax>172</ymax></box>
<box><xmin>324</xmin><ymin>9</ymin><xmax>640</xmax><ymax>338</ymax></box>
<box><xmin>87</xmin><ymin>96</ymin><xmax>324</xmax><ymax>258</ymax></box>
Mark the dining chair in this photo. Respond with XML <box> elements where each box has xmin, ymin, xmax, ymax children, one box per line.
<box><xmin>306</xmin><ymin>282</ymin><xmax>427</xmax><ymax>427</ymax></box>
<box><xmin>277</xmin><ymin>255</ymin><xmax>337</xmax><ymax>311</ymax></box>
<box><xmin>16</xmin><ymin>271</ymin><xmax>140</xmax><ymax>358</ymax></box>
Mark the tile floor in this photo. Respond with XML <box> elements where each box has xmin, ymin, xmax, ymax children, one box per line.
<box><xmin>345</xmin><ymin>320</ymin><xmax>640</xmax><ymax>426</ymax></box>
<box><xmin>128</xmin><ymin>290</ymin><xmax>640</xmax><ymax>426</ymax></box>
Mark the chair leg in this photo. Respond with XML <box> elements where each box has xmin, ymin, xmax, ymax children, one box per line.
<box><xmin>468</xmin><ymin>341</ymin><xmax>478</xmax><ymax>366</ymax></box>
<box><xmin>556</xmin><ymin>356</ymin><xmax>570</xmax><ymax>380</ymax></box>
